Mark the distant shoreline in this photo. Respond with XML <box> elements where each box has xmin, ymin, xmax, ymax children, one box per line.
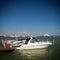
<box><xmin>0</xmin><ymin>36</ymin><xmax>60</xmax><ymax>40</ymax></box>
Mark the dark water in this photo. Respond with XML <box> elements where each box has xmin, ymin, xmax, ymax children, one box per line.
<box><xmin>0</xmin><ymin>38</ymin><xmax>60</xmax><ymax>60</ymax></box>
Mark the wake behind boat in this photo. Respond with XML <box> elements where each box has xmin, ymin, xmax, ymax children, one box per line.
<box><xmin>16</xmin><ymin>37</ymin><xmax>52</xmax><ymax>50</ymax></box>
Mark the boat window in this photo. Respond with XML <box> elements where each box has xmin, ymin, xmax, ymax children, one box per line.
<box><xmin>31</xmin><ymin>39</ymin><xmax>39</xmax><ymax>43</ymax></box>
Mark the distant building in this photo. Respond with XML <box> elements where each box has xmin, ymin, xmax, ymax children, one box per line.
<box><xmin>43</xmin><ymin>34</ymin><xmax>50</xmax><ymax>36</ymax></box>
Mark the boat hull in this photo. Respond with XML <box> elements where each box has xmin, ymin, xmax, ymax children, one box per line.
<box><xmin>0</xmin><ymin>47</ymin><xmax>15</xmax><ymax>52</ymax></box>
<box><xmin>16</xmin><ymin>44</ymin><xmax>49</xmax><ymax>50</ymax></box>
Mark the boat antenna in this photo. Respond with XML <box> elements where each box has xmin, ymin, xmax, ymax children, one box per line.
<box><xmin>53</xmin><ymin>39</ymin><xmax>54</xmax><ymax>45</ymax></box>
<box><xmin>15</xmin><ymin>35</ymin><xmax>18</xmax><ymax>41</ymax></box>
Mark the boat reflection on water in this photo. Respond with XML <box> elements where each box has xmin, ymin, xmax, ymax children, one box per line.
<box><xmin>17</xmin><ymin>48</ymin><xmax>52</xmax><ymax>60</ymax></box>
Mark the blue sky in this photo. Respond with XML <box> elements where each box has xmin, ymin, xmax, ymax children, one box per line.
<box><xmin>0</xmin><ymin>0</ymin><xmax>60</xmax><ymax>35</ymax></box>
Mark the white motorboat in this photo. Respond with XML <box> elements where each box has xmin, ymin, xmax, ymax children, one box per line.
<box><xmin>16</xmin><ymin>37</ymin><xmax>52</xmax><ymax>50</ymax></box>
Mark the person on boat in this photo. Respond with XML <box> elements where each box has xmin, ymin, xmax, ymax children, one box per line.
<box><xmin>9</xmin><ymin>41</ymin><xmax>13</xmax><ymax>48</ymax></box>
<box><xmin>2</xmin><ymin>40</ymin><xmax>6</xmax><ymax>48</ymax></box>
<box><xmin>2</xmin><ymin>40</ymin><xmax>13</xmax><ymax>48</ymax></box>
<box><xmin>4</xmin><ymin>40</ymin><xmax>10</xmax><ymax>48</ymax></box>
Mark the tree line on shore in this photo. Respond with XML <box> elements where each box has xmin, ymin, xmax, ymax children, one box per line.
<box><xmin>0</xmin><ymin>35</ymin><xmax>60</xmax><ymax>40</ymax></box>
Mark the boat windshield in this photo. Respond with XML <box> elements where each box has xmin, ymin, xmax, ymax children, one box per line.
<box><xmin>31</xmin><ymin>38</ymin><xmax>39</xmax><ymax>43</ymax></box>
